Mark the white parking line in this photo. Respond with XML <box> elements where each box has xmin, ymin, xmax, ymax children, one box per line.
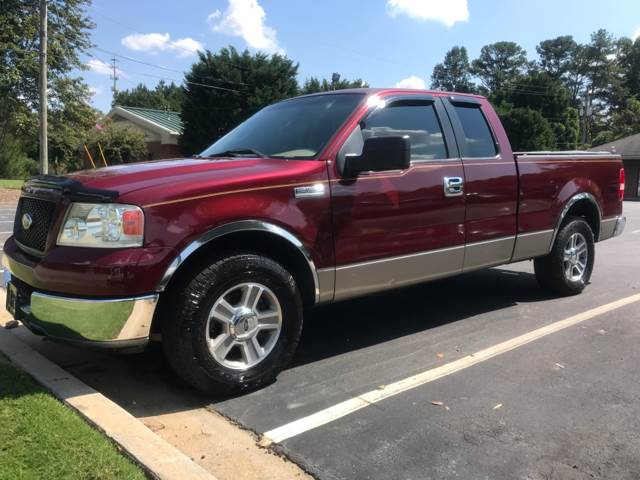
<box><xmin>263</xmin><ymin>293</ymin><xmax>640</xmax><ymax>445</ymax></box>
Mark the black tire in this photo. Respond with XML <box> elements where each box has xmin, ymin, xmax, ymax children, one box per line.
<box><xmin>162</xmin><ymin>253</ymin><xmax>303</xmax><ymax>395</ymax></box>
<box><xmin>534</xmin><ymin>216</ymin><xmax>595</xmax><ymax>296</ymax></box>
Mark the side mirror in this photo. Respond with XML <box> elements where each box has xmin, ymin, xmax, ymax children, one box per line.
<box><xmin>343</xmin><ymin>136</ymin><xmax>410</xmax><ymax>177</ymax></box>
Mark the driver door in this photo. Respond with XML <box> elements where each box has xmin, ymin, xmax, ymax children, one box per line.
<box><xmin>329</xmin><ymin>95</ymin><xmax>466</xmax><ymax>301</ymax></box>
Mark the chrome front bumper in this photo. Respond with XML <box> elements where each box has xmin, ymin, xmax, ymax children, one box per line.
<box><xmin>2</xmin><ymin>261</ymin><xmax>157</xmax><ymax>349</ymax></box>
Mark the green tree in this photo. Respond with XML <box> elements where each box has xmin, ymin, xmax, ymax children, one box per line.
<box><xmin>616</xmin><ymin>37</ymin><xmax>640</xmax><ymax>99</ymax></box>
<box><xmin>471</xmin><ymin>41</ymin><xmax>530</xmax><ymax>92</ymax></box>
<box><xmin>595</xmin><ymin>97</ymin><xmax>640</xmax><ymax>144</ymax></box>
<box><xmin>536</xmin><ymin>36</ymin><xmax>578</xmax><ymax>80</ymax></box>
<box><xmin>579</xmin><ymin>29</ymin><xmax>619</xmax><ymax>143</ymax></box>
<box><xmin>49</xmin><ymin>78</ymin><xmax>99</xmax><ymax>172</ymax></box>
<box><xmin>492</xmin><ymin>72</ymin><xmax>579</xmax><ymax>149</ymax></box>
<box><xmin>497</xmin><ymin>106</ymin><xmax>556</xmax><ymax>151</ymax></box>
<box><xmin>430</xmin><ymin>46</ymin><xmax>475</xmax><ymax>93</ymax></box>
<box><xmin>0</xmin><ymin>0</ymin><xmax>94</xmax><ymax>174</ymax></box>
<box><xmin>85</xmin><ymin>121</ymin><xmax>148</xmax><ymax>167</ymax></box>
<box><xmin>180</xmin><ymin>46</ymin><xmax>299</xmax><ymax>155</ymax></box>
<box><xmin>0</xmin><ymin>0</ymin><xmax>93</xmax><ymax>135</ymax></box>
<box><xmin>299</xmin><ymin>72</ymin><xmax>367</xmax><ymax>94</ymax></box>
<box><xmin>113</xmin><ymin>80</ymin><xmax>185</xmax><ymax>111</ymax></box>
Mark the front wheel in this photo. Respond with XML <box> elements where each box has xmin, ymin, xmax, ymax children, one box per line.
<box><xmin>534</xmin><ymin>216</ymin><xmax>595</xmax><ymax>296</ymax></box>
<box><xmin>162</xmin><ymin>253</ymin><xmax>304</xmax><ymax>394</ymax></box>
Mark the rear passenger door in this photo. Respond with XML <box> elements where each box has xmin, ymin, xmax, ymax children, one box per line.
<box><xmin>443</xmin><ymin>97</ymin><xmax>518</xmax><ymax>271</ymax></box>
<box><xmin>329</xmin><ymin>95</ymin><xmax>467</xmax><ymax>301</ymax></box>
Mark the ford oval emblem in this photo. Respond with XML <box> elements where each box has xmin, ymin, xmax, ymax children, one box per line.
<box><xmin>21</xmin><ymin>213</ymin><xmax>33</xmax><ymax>230</ymax></box>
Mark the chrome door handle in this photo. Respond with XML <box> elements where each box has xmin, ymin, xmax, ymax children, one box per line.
<box><xmin>443</xmin><ymin>176</ymin><xmax>464</xmax><ymax>197</ymax></box>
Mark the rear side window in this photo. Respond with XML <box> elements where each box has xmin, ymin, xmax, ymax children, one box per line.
<box><xmin>361</xmin><ymin>104</ymin><xmax>448</xmax><ymax>162</ymax></box>
<box><xmin>453</xmin><ymin>105</ymin><xmax>497</xmax><ymax>158</ymax></box>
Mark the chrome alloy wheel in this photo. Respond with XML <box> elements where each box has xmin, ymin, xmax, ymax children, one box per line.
<box><xmin>206</xmin><ymin>282</ymin><xmax>282</xmax><ymax>370</ymax></box>
<box><xmin>563</xmin><ymin>232</ymin><xmax>588</xmax><ymax>282</ymax></box>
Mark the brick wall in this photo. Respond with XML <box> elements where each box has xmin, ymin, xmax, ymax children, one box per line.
<box><xmin>146</xmin><ymin>141</ymin><xmax>183</xmax><ymax>160</ymax></box>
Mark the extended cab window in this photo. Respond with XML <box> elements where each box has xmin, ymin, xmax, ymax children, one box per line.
<box><xmin>360</xmin><ymin>104</ymin><xmax>448</xmax><ymax>162</ymax></box>
<box><xmin>453</xmin><ymin>105</ymin><xmax>498</xmax><ymax>158</ymax></box>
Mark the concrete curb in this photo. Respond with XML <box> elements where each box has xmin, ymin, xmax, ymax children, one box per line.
<box><xmin>0</xmin><ymin>325</ymin><xmax>218</xmax><ymax>480</ymax></box>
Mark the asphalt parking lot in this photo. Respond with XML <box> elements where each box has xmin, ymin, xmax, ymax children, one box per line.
<box><xmin>2</xmin><ymin>202</ymin><xmax>640</xmax><ymax>480</ymax></box>
<box><xmin>0</xmin><ymin>205</ymin><xmax>16</xmax><ymax>278</ymax></box>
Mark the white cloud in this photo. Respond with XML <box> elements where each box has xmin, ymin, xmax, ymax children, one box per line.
<box><xmin>395</xmin><ymin>75</ymin><xmax>426</xmax><ymax>89</ymax></box>
<box><xmin>88</xmin><ymin>85</ymin><xmax>104</xmax><ymax>97</ymax></box>
<box><xmin>122</xmin><ymin>33</ymin><xmax>170</xmax><ymax>53</ymax></box>
<box><xmin>387</xmin><ymin>0</ymin><xmax>469</xmax><ymax>27</ymax></box>
<box><xmin>633</xmin><ymin>27</ymin><xmax>640</xmax><ymax>41</ymax></box>
<box><xmin>121</xmin><ymin>32</ymin><xmax>204</xmax><ymax>57</ymax></box>
<box><xmin>170</xmin><ymin>38</ymin><xmax>205</xmax><ymax>57</ymax></box>
<box><xmin>207</xmin><ymin>0</ymin><xmax>283</xmax><ymax>54</ymax></box>
<box><xmin>87</xmin><ymin>59</ymin><xmax>115</xmax><ymax>76</ymax></box>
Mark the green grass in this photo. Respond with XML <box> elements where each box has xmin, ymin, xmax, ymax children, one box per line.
<box><xmin>0</xmin><ymin>179</ymin><xmax>24</xmax><ymax>189</ymax></box>
<box><xmin>0</xmin><ymin>359</ymin><xmax>146</xmax><ymax>480</ymax></box>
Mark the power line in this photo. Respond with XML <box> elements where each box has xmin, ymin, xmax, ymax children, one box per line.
<box><xmin>93</xmin><ymin>46</ymin><xmax>249</xmax><ymax>87</ymax></box>
<box><xmin>87</xmin><ymin>49</ymin><xmax>242</xmax><ymax>94</ymax></box>
<box><xmin>119</xmin><ymin>66</ymin><xmax>243</xmax><ymax>93</ymax></box>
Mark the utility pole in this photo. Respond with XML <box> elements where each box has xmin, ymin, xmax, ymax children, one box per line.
<box><xmin>110</xmin><ymin>57</ymin><xmax>119</xmax><ymax>95</ymax></box>
<box><xmin>39</xmin><ymin>0</ymin><xmax>48</xmax><ymax>174</ymax></box>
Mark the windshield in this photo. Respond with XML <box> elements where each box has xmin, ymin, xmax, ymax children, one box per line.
<box><xmin>200</xmin><ymin>93</ymin><xmax>365</xmax><ymax>159</ymax></box>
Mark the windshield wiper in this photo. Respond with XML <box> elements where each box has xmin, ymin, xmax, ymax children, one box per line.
<box><xmin>205</xmin><ymin>148</ymin><xmax>269</xmax><ymax>158</ymax></box>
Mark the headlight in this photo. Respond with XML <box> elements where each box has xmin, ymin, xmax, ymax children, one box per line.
<box><xmin>57</xmin><ymin>203</ymin><xmax>144</xmax><ymax>248</ymax></box>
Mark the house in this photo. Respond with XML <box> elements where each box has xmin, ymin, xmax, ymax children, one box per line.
<box><xmin>590</xmin><ymin>133</ymin><xmax>640</xmax><ymax>200</ymax></box>
<box><xmin>105</xmin><ymin>106</ymin><xmax>184</xmax><ymax>160</ymax></box>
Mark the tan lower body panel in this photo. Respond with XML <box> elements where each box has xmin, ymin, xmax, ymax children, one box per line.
<box><xmin>463</xmin><ymin>236</ymin><xmax>516</xmax><ymax>272</ymax></box>
<box><xmin>511</xmin><ymin>229</ymin><xmax>554</xmax><ymax>262</ymax></box>
<box><xmin>325</xmin><ymin>229</ymin><xmax>565</xmax><ymax>303</ymax></box>
<box><xmin>333</xmin><ymin>245</ymin><xmax>464</xmax><ymax>302</ymax></box>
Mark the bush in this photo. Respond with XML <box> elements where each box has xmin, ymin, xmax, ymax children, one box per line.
<box><xmin>84</xmin><ymin>121</ymin><xmax>148</xmax><ymax>167</ymax></box>
<box><xmin>0</xmin><ymin>135</ymin><xmax>38</xmax><ymax>179</ymax></box>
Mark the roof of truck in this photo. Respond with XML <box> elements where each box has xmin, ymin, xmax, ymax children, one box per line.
<box><xmin>296</xmin><ymin>88</ymin><xmax>486</xmax><ymax>100</ymax></box>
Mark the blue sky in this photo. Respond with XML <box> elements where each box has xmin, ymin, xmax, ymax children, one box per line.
<box><xmin>82</xmin><ymin>0</ymin><xmax>640</xmax><ymax>112</ymax></box>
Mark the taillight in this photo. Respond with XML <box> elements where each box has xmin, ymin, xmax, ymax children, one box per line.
<box><xmin>619</xmin><ymin>168</ymin><xmax>625</xmax><ymax>202</ymax></box>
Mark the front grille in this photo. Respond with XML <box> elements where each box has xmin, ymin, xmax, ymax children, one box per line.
<box><xmin>13</xmin><ymin>197</ymin><xmax>58</xmax><ymax>254</ymax></box>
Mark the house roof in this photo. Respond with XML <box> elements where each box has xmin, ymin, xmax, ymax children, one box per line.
<box><xmin>590</xmin><ymin>132</ymin><xmax>640</xmax><ymax>158</ymax></box>
<box><xmin>107</xmin><ymin>105</ymin><xmax>183</xmax><ymax>135</ymax></box>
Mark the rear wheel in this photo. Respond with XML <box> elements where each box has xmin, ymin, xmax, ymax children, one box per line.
<box><xmin>162</xmin><ymin>253</ymin><xmax>303</xmax><ymax>394</ymax></box>
<box><xmin>534</xmin><ymin>216</ymin><xmax>595</xmax><ymax>296</ymax></box>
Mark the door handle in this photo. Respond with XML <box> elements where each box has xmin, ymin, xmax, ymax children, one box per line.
<box><xmin>443</xmin><ymin>177</ymin><xmax>464</xmax><ymax>197</ymax></box>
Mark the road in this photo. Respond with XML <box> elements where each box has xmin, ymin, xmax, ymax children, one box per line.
<box><xmin>3</xmin><ymin>202</ymin><xmax>640</xmax><ymax>480</ymax></box>
<box><xmin>0</xmin><ymin>205</ymin><xmax>16</xmax><ymax>278</ymax></box>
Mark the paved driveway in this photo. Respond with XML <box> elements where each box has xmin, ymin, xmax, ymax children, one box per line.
<box><xmin>4</xmin><ymin>202</ymin><xmax>640</xmax><ymax>479</ymax></box>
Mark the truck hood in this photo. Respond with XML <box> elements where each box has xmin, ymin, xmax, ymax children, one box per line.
<box><xmin>66</xmin><ymin>157</ymin><xmax>284</xmax><ymax>198</ymax></box>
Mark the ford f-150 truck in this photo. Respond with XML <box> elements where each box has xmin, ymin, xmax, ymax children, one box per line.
<box><xmin>2</xmin><ymin>89</ymin><xmax>626</xmax><ymax>394</ymax></box>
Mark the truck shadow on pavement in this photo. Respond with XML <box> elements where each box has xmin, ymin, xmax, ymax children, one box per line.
<box><xmin>59</xmin><ymin>266</ymin><xmax>551</xmax><ymax>416</ymax></box>
<box><xmin>292</xmin><ymin>267</ymin><xmax>550</xmax><ymax>368</ymax></box>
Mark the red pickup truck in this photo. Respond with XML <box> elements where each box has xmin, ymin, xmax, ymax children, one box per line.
<box><xmin>2</xmin><ymin>89</ymin><xmax>626</xmax><ymax>393</ymax></box>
